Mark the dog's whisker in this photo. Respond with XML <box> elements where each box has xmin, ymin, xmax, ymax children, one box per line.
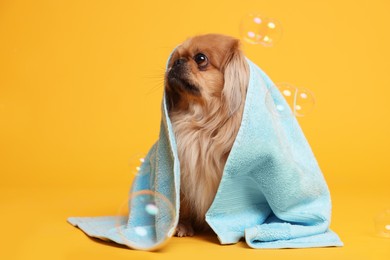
<box><xmin>145</xmin><ymin>82</ymin><xmax>164</xmax><ymax>96</ymax></box>
<box><xmin>141</xmin><ymin>68</ymin><xmax>165</xmax><ymax>96</ymax></box>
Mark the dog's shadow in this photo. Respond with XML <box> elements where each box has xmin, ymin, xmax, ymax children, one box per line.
<box><xmin>193</xmin><ymin>229</ymin><xmax>220</xmax><ymax>244</ymax></box>
<box><xmin>84</xmin><ymin>229</ymin><xmax>249</xmax><ymax>251</ymax></box>
<box><xmin>194</xmin><ymin>230</ymin><xmax>250</xmax><ymax>249</ymax></box>
<box><xmin>86</xmin><ymin>236</ymin><xmax>173</xmax><ymax>252</ymax></box>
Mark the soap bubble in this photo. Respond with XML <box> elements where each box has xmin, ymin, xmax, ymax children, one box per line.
<box><xmin>265</xmin><ymin>83</ymin><xmax>316</xmax><ymax>117</ymax></box>
<box><xmin>128</xmin><ymin>153</ymin><xmax>146</xmax><ymax>175</ymax></box>
<box><xmin>116</xmin><ymin>190</ymin><xmax>176</xmax><ymax>251</ymax></box>
<box><xmin>374</xmin><ymin>209</ymin><xmax>390</xmax><ymax>238</ymax></box>
<box><xmin>240</xmin><ymin>13</ymin><xmax>282</xmax><ymax>46</ymax></box>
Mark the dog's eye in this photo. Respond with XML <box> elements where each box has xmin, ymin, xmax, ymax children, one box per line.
<box><xmin>194</xmin><ymin>53</ymin><xmax>208</xmax><ymax>69</ymax></box>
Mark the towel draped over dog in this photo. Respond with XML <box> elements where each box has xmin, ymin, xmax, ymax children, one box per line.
<box><xmin>68</xmin><ymin>58</ymin><xmax>343</xmax><ymax>249</ymax></box>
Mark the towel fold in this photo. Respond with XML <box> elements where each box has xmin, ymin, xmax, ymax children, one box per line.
<box><xmin>68</xmin><ymin>57</ymin><xmax>343</xmax><ymax>249</ymax></box>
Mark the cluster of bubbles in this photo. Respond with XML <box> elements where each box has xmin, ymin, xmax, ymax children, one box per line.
<box><xmin>265</xmin><ymin>83</ymin><xmax>316</xmax><ymax>117</ymax></box>
<box><xmin>240</xmin><ymin>13</ymin><xmax>282</xmax><ymax>47</ymax></box>
<box><xmin>240</xmin><ymin>13</ymin><xmax>315</xmax><ymax>117</ymax></box>
<box><xmin>116</xmin><ymin>190</ymin><xmax>176</xmax><ymax>251</ymax></box>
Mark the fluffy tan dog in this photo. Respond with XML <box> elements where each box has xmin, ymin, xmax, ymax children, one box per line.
<box><xmin>165</xmin><ymin>34</ymin><xmax>249</xmax><ymax>237</ymax></box>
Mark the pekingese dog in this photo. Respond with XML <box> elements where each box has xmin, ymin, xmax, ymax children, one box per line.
<box><xmin>165</xmin><ymin>34</ymin><xmax>249</xmax><ymax>237</ymax></box>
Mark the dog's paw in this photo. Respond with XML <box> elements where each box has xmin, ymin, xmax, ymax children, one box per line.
<box><xmin>175</xmin><ymin>223</ymin><xmax>194</xmax><ymax>237</ymax></box>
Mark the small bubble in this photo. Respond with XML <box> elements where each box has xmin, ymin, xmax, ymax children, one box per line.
<box><xmin>240</xmin><ymin>13</ymin><xmax>282</xmax><ymax>46</ymax></box>
<box><xmin>265</xmin><ymin>83</ymin><xmax>316</xmax><ymax>117</ymax></box>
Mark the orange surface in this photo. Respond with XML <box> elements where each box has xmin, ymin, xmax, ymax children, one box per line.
<box><xmin>1</xmin><ymin>0</ymin><xmax>390</xmax><ymax>259</ymax></box>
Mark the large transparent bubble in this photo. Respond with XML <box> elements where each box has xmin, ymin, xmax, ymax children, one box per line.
<box><xmin>116</xmin><ymin>190</ymin><xmax>176</xmax><ymax>250</ymax></box>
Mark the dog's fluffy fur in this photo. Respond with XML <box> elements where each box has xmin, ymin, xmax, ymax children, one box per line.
<box><xmin>165</xmin><ymin>34</ymin><xmax>249</xmax><ymax>237</ymax></box>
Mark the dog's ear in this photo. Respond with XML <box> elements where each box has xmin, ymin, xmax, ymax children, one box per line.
<box><xmin>222</xmin><ymin>40</ymin><xmax>249</xmax><ymax>115</ymax></box>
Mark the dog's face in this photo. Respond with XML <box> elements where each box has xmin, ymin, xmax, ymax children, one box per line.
<box><xmin>165</xmin><ymin>34</ymin><xmax>248</xmax><ymax>114</ymax></box>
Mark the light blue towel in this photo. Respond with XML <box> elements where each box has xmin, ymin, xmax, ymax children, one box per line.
<box><xmin>68</xmin><ymin>58</ymin><xmax>343</xmax><ymax>249</ymax></box>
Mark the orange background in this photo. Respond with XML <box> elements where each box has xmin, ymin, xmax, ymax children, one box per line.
<box><xmin>1</xmin><ymin>0</ymin><xmax>389</xmax><ymax>259</ymax></box>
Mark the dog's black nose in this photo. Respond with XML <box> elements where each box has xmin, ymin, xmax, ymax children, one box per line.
<box><xmin>173</xmin><ymin>58</ymin><xmax>186</xmax><ymax>67</ymax></box>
